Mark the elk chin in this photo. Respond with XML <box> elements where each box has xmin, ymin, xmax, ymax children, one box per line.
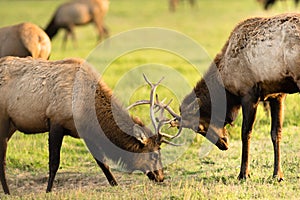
<box><xmin>198</xmin><ymin>125</ymin><xmax>229</xmax><ymax>151</ymax></box>
<box><xmin>216</xmin><ymin>136</ymin><xmax>229</xmax><ymax>151</ymax></box>
<box><xmin>146</xmin><ymin>170</ymin><xmax>164</xmax><ymax>182</ymax></box>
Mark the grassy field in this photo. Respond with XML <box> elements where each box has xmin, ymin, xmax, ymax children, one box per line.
<box><xmin>0</xmin><ymin>0</ymin><xmax>300</xmax><ymax>199</ymax></box>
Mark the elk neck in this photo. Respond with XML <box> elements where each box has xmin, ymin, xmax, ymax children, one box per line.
<box><xmin>94</xmin><ymin>80</ymin><xmax>155</xmax><ymax>155</ymax></box>
<box><xmin>193</xmin><ymin>54</ymin><xmax>242</xmax><ymax>126</ymax></box>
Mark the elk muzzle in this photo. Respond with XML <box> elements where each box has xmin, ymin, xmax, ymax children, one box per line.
<box><xmin>146</xmin><ymin>169</ymin><xmax>164</xmax><ymax>182</ymax></box>
<box><xmin>194</xmin><ymin>123</ymin><xmax>229</xmax><ymax>151</ymax></box>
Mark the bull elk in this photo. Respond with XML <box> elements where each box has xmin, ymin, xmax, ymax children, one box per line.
<box><xmin>0</xmin><ymin>22</ymin><xmax>51</xmax><ymax>59</ymax></box>
<box><xmin>0</xmin><ymin>56</ymin><xmax>180</xmax><ymax>194</ymax></box>
<box><xmin>179</xmin><ymin>13</ymin><xmax>300</xmax><ymax>181</ymax></box>
<box><xmin>45</xmin><ymin>0</ymin><xmax>109</xmax><ymax>48</ymax></box>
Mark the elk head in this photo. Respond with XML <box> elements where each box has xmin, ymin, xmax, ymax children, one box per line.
<box><xmin>179</xmin><ymin>90</ymin><xmax>229</xmax><ymax>151</ymax></box>
<box><xmin>127</xmin><ymin>75</ymin><xmax>183</xmax><ymax>181</ymax></box>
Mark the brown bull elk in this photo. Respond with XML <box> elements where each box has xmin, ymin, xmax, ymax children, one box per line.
<box><xmin>0</xmin><ymin>56</ymin><xmax>179</xmax><ymax>194</ymax></box>
<box><xmin>45</xmin><ymin>0</ymin><xmax>109</xmax><ymax>48</ymax></box>
<box><xmin>179</xmin><ymin>13</ymin><xmax>300</xmax><ymax>181</ymax></box>
<box><xmin>0</xmin><ymin>22</ymin><xmax>51</xmax><ymax>59</ymax></box>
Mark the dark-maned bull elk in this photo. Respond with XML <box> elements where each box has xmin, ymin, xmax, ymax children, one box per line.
<box><xmin>0</xmin><ymin>22</ymin><xmax>51</xmax><ymax>59</ymax></box>
<box><xmin>0</xmin><ymin>56</ymin><xmax>179</xmax><ymax>194</ymax></box>
<box><xmin>45</xmin><ymin>0</ymin><xmax>109</xmax><ymax>48</ymax></box>
<box><xmin>179</xmin><ymin>13</ymin><xmax>300</xmax><ymax>181</ymax></box>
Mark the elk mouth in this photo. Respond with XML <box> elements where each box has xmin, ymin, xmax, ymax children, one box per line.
<box><xmin>216</xmin><ymin>137</ymin><xmax>229</xmax><ymax>150</ymax></box>
<box><xmin>146</xmin><ymin>170</ymin><xmax>164</xmax><ymax>182</ymax></box>
<box><xmin>196</xmin><ymin>125</ymin><xmax>229</xmax><ymax>151</ymax></box>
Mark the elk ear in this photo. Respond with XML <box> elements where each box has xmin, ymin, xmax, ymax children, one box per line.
<box><xmin>187</xmin><ymin>98</ymin><xmax>201</xmax><ymax>113</ymax></box>
<box><xmin>133</xmin><ymin>124</ymin><xmax>148</xmax><ymax>145</ymax></box>
<box><xmin>194</xmin><ymin>98</ymin><xmax>202</xmax><ymax>111</ymax></box>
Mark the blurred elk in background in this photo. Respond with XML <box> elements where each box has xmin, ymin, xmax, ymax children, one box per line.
<box><xmin>169</xmin><ymin>0</ymin><xmax>196</xmax><ymax>12</ymax></box>
<box><xmin>257</xmin><ymin>0</ymin><xmax>299</xmax><ymax>10</ymax></box>
<box><xmin>0</xmin><ymin>22</ymin><xmax>51</xmax><ymax>59</ymax></box>
<box><xmin>45</xmin><ymin>0</ymin><xmax>109</xmax><ymax>48</ymax></box>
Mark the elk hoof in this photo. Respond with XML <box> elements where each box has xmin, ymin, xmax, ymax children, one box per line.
<box><xmin>237</xmin><ymin>173</ymin><xmax>250</xmax><ymax>180</ymax></box>
<box><xmin>273</xmin><ymin>174</ymin><xmax>284</xmax><ymax>182</ymax></box>
<box><xmin>278</xmin><ymin>177</ymin><xmax>284</xmax><ymax>182</ymax></box>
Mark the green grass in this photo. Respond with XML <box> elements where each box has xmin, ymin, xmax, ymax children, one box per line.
<box><xmin>0</xmin><ymin>0</ymin><xmax>300</xmax><ymax>199</ymax></box>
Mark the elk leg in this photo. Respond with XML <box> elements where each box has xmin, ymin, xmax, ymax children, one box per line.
<box><xmin>169</xmin><ymin>0</ymin><xmax>179</xmax><ymax>12</ymax></box>
<box><xmin>238</xmin><ymin>92</ymin><xmax>260</xmax><ymax>180</ymax></box>
<box><xmin>0</xmin><ymin>119</ymin><xmax>15</xmax><ymax>195</ymax></box>
<box><xmin>269</xmin><ymin>94</ymin><xmax>286</xmax><ymax>181</ymax></box>
<box><xmin>93</xmin><ymin>17</ymin><xmax>106</xmax><ymax>41</ymax></box>
<box><xmin>46</xmin><ymin>124</ymin><xmax>64</xmax><ymax>193</ymax></box>
<box><xmin>0</xmin><ymin>136</ymin><xmax>9</xmax><ymax>195</ymax></box>
<box><xmin>62</xmin><ymin>26</ymin><xmax>76</xmax><ymax>49</ymax></box>
<box><xmin>94</xmin><ymin>158</ymin><xmax>118</xmax><ymax>186</ymax></box>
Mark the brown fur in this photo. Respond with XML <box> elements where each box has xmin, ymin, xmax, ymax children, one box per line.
<box><xmin>0</xmin><ymin>23</ymin><xmax>51</xmax><ymax>59</ymax></box>
<box><xmin>0</xmin><ymin>56</ymin><xmax>164</xmax><ymax>194</ymax></box>
<box><xmin>180</xmin><ymin>13</ymin><xmax>300</xmax><ymax>181</ymax></box>
<box><xmin>45</xmin><ymin>0</ymin><xmax>109</xmax><ymax>48</ymax></box>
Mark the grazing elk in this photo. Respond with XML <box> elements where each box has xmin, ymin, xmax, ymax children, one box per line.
<box><xmin>0</xmin><ymin>22</ymin><xmax>51</xmax><ymax>59</ymax></box>
<box><xmin>45</xmin><ymin>0</ymin><xmax>109</xmax><ymax>48</ymax></box>
<box><xmin>169</xmin><ymin>0</ymin><xmax>196</xmax><ymax>12</ymax></box>
<box><xmin>179</xmin><ymin>13</ymin><xmax>300</xmax><ymax>181</ymax></box>
<box><xmin>0</xmin><ymin>56</ymin><xmax>180</xmax><ymax>194</ymax></box>
<box><xmin>257</xmin><ymin>0</ymin><xmax>299</xmax><ymax>10</ymax></box>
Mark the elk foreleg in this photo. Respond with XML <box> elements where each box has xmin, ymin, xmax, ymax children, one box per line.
<box><xmin>0</xmin><ymin>135</ymin><xmax>9</xmax><ymax>195</ymax></box>
<box><xmin>93</xmin><ymin>17</ymin><xmax>108</xmax><ymax>41</ymax></box>
<box><xmin>46</xmin><ymin>124</ymin><xmax>64</xmax><ymax>193</ymax></box>
<box><xmin>269</xmin><ymin>94</ymin><xmax>286</xmax><ymax>181</ymax></box>
<box><xmin>62</xmin><ymin>26</ymin><xmax>76</xmax><ymax>50</ymax></box>
<box><xmin>94</xmin><ymin>158</ymin><xmax>118</xmax><ymax>186</ymax></box>
<box><xmin>0</xmin><ymin>119</ymin><xmax>15</xmax><ymax>195</ymax></box>
<box><xmin>238</xmin><ymin>91</ymin><xmax>260</xmax><ymax>180</ymax></box>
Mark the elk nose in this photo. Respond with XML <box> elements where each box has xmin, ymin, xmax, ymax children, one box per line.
<box><xmin>223</xmin><ymin>136</ymin><xmax>228</xmax><ymax>144</ymax></box>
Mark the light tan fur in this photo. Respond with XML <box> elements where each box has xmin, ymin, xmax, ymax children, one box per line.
<box><xmin>0</xmin><ymin>56</ymin><xmax>164</xmax><ymax>194</ymax></box>
<box><xmin>0</xmin><ymin>23</ymin><xmax>51</xmax><ymax>59</ymax></box>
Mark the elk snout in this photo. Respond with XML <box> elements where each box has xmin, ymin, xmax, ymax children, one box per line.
<box><xmin>146</xmin><ymin>169</ymin><xmax>164</xmax><ymax>182</ymax></box>
<box><xmin>216</xmin><ymin>136</ymin><xmax>229</xmax><ymax>151</ymax></box>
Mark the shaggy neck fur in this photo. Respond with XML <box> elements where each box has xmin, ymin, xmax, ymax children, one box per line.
<box><xmin>193</xmin><ymin>50</ymin><xmax>241</xmax><ymax>125</ymax></box>
<box><xmin>94</xmin><ymin>80</ymin><xmax>156</xmax><ymax>167</ymax></box>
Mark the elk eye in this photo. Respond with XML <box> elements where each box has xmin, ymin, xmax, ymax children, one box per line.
<box><xmin>152</xmin><ymin>153</ymin><xmax>159</xmax><ymax>160</ymax></box>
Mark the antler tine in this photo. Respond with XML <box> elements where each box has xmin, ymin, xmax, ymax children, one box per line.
<box><xmin>128</xmin><ymin>74</ymin><xmax>183</xmax><ymax>142</ymax></box>
<box><xmin>143</xmin><ymin>73</ymin><xmax>164</xmax><ymax>88</ymax></box>
<box><xmin>161</xmin><ymin>139</ymin><xmax>184</xmax><ymax>146</ymax></box>
<box><xmin>142</xmin><ymin>74</ymin><xmax>164</xmax><ymax>133</ymax></box>
<box><xmin>157</xmin><ymin>119</ymin><xmax>175</xmax><ymax>139</ymax></box>
<box><xmin>127</xmin><ymin>100</ymin><xmax>150</xmax><ymax>110</ymax></box>
<box><xmin>154</xmin><ymin>94</ymin><xmax>183</xmax><ymax>140</ymax></box>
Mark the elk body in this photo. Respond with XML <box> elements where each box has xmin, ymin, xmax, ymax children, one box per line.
<box><xmin>180</xmin><ymin>13</ymin><xmax>300</xmax><ymax>181</ymax></box>
<box><xmin>0</xmin><ymin>22</ymin><xmax>51</xmax><ymax>59</ymax></box>
<box><xmin>0</xmin><ymin>56</ymin><xmax>174</xmax><ymax>194</ymax></box>
<box><xmin>45</xmin><ymin>0</ymin><xmax>109</xmax><ymax>48</ymax></box>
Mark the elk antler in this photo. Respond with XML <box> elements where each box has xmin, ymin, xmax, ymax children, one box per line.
<box><xmin>127</xmin><ymin>74</ymin><xmax>183</xmax><ymax>145</ymax></box>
